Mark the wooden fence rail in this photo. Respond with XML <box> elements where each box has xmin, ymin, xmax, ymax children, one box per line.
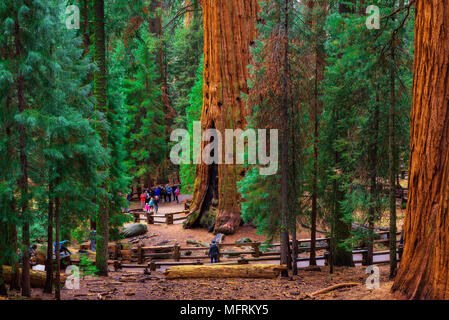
<box><xmin>128</xmin><ymin>210</ymin><xmax>189</xmax><ymax>225</ymax></box>
<box><xmin>109</xmin><ymin>230</ymin><xmax>403</xmax><ymax>270</ymax></box>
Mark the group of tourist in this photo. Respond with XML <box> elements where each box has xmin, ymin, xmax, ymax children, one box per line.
<box><xmin>137</xmin><ymin>185</ymin><xmax>181</xmax><ymax>213</ymax></box>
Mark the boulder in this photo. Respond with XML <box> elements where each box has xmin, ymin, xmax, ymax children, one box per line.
<box><xmin>235</xmin><ymin>237</ymin><xmax>252</xmax><ymax>244</ymax></box>
<box><xmin>120</xmin><ymin>224</ymin><xmax>148</xmax><ymax>238</ymax></box>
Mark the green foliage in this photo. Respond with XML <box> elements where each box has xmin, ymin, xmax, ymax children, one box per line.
<box><xmin>179</xmin><ymin>59</ymin><xmax>203</xmax><ymax>194</ymax></box>
<box><xmin>123</xmin><ymin>27</ymin><xmax>166</xmax><ymax>185</ymax></box>
<box><xmin>319</xmin><ymin>1</ymin><xmax>413</xmax><ymax>253</ymax></box>
<box><xmin>79</xmin><ymin>255</ymin><xmax>99</xmax><ymax>279</ymax></box>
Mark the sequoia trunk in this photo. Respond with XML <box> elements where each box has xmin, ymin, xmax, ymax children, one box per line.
<box><xmin>391</xmin><ymin>0</ymin><xmax>449</xmax><ymax>299</ymax></box>
<box><xmin>185</xmin><ymin>0</ymin><xmax>258</xmax><ymax>234</ymax></box>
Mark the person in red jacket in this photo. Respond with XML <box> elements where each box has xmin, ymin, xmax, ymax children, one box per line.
<box><xmin>140</xmin><ymin>192</ymin><xmax>146</xmax><ymax>209</ymax></box>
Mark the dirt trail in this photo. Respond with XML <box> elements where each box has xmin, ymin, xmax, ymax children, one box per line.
<box><xmin>127</xmin><ymin>195</ymin><xmax>312</xmax><ymax>247</ymax></box>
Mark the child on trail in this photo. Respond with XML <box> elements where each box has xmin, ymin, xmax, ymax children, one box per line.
<box><xmin>149</xmin><ymin>197</ymin><xmax>154</xmax><ymax>213</ymax></box>
<box><xmin>144</xmin><ymin>202</ymin><xmax>150</xmax><ymax>213</ymax></box>
<box><xmin>209</xmin><ymin>240</ymin><xmax>219</xmax><ymax>264</ymax></box>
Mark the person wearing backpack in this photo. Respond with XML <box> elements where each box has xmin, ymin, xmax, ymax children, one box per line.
<box><xmin>166</xmin><ymin>186</ymin><xmax>173</xmax><ymax>202</ymax></box>
<box><xmin>208</xmin><ymin>240</ymin><xmax>220</xmax><ymax>264</ymax></box>
<box><xmin>145</xmin><ymin>190</ymin><xmax>150</xmax><ymax>205</ymax></box>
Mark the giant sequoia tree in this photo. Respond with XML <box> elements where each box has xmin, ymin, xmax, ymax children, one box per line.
<box><xmin>392</xmin><ymin>0</ymin><xmax>449</xmax><ymax>300</ymax></box>
<box><xmin>185</xmin><ymin>0</ymin><xmax>259</xmax><ymax>234</ymax></box>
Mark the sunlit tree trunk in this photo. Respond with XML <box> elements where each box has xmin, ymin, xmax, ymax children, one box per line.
<box><xmin>392</xmin><ymin>0</ymin><xmax>449</xmax><ymax>300</ymax></box>
<box><xmin>185</xmin><ymin>0</ymin><xmax>258</xmax><ymax>234</ymax></box>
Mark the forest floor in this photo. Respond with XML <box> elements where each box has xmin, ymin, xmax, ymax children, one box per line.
<box><xmin>23</xmin><ymin>264</ymin><xmax>395</xmax><ymax>300</ymax></box>
<box><xmin>3</xmin><ymin>195</ymin><xmax>400</xmax><ymax>300</ymax></box>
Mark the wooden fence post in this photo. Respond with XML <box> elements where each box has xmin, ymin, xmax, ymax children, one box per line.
<box><xmin>173</xmin><ymin>243</ymin><xmax>180</xmax><ymax>261</ymax></box>
<box><xmin>114</xmin><ymin>242</ymin><xmax>120</xmax><ymax>260</ymax></box>
<box><xmin>362</xmin><ymin>250</ymin><xmax>369</xmax><ymax>266</ymax></box>
<box><xmin>252</xmin><ymin>241</ymin><xmax>260</xmax><ymax>258</ymax></box>
<box><xmin>324</xmin><ymin>239</ymin><xmax>331</xmax><ymax>266</ymax></box>
<box><xmin>138</xmin><ymin>244</ymin><xmax>143</xmax><ymax>265</ymax></box>
<box><xmin>166</xmin><ymin>213</ymin><xmax>173</xmax><ymax>225</ymax></box>
<box><xmin>149</xmin><ymin>260</ymin><xmax>156</xmax><ymax>271</ymax></box>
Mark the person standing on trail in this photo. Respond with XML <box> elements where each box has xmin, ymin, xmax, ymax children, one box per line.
<box><xmin>127</xmin><ymin>191</ymin><xmax>133</xmax><ymax>203</ymax></box>
<box><xmin>144</xmin><ymin>202</ymin><xmax>150</xmax><ymax>214</ymax></box>
<box><xmin>154</xmin><ymin>196</ymin><xmax>159</xmax><ymax>214</ymax></box>
<box><xmin>145</xmin><ymin>189</ymin><xmax>150</xmax><ymax>206</ymax></box>
<box><xmin>173</xmin><ymin>186</ymin><xmax>180</xmax><ymax>203</ymax></box>
<box><xmin>161</xmin><ymin>186</ymin><xmax>167</xmax><ymax>202</ymax></box>
<box><xmin>209</xmin><ymin>240</ymin><xmax>219</xmax><ymax>264</ymax></box>
<box><xmin>149</xmin><ymin>197</ymin><xmax>154</xmax><ymax>214</ymax></box>
<box><xmin>140</xmin><ymin>191</ymin><xmax>146</xmax><ymax>209</ymax></box>
<box><xmin>166</xmin><ymin>186</ymin><xmax>173</xmax><ymax>202</ymax></box>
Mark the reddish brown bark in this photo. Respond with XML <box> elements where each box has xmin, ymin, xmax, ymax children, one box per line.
<box><xmin>391</xmin><ymin>0</ymin><xmax>449</xmax><ymax>299</ymax></box>
<box><xmin>184</xmin><ymin>0</ymin><xmax>194</xmax><ymax>28</ymax></box>
<box><xmin>185</xmin><ymin>0</ymin><xmax>258</xmax><ymax>234</ymax></box>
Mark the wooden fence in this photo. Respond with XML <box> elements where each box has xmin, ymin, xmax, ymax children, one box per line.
<box><xmin>108</xmin><ymin>230</ymin><xmax>402</xmax><ymax>271</ymax></box>
<box><xmin>127</xmin><ymin>209</ymin><xmax>189</xmax><ymax>225</ymax></box>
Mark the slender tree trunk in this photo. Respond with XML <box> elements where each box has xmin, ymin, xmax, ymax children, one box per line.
<box><xmin>15</xmin><ymin>17</ymin><xmax>31</xmax><ymax>297</ymax></box>
<box><xmin>389</xmin><ymin>34</ymin><xmax>397</xmax><ymax>279</ymax></box>
<box><xmin>81</xmin><ymin>0</ymin><xmax>90</xmax><ymax>57</ymax></box>
<box><xmin>291</xmin><ymin>231</ymin><xmax>298</xmax><ymax>275</ymax></box>
<box><xmin>54</xmin><ymin>195</ymin><xmax>61</xmax><ymax>300</ymax></box>
<box><xmin>44</xmin><ymin>179</ymin><xmax>54</xmax><ymax>294</ymax></box>
<box><xmin>307</xmin><ymin>0</ymin><xmax>327</xmax><ymax>266</ymax></box>
<box><xmin>392</xmin><ymin>0</ymin><xmax>449</xmax><ymax>300</ymax></box>
<box><xmin>93</xmin><ymin>0</ymin><xmax>109</xmax><ymax>277</ymax></box>
<box><xmin>279</xmin><ymin>0</ymin><xmax>290</xmax><ymax>278</ymax></box>
<box><xmin>0</xmin><ymin>222</ymin><xmax>7</xmax><ymax>296</ymax></box>
<box><xmin>3</xmin><ymin>94</ymin><xmax>20</xmax><ymax>291</ymax></box>
<box><xmin>367</xmin><ymin>87</ymin><xmax>380</xmax><ymax>266</ymax></box>
<box><xmin>185</xmin><ymin>0</ymin><xmax>259</xmax><ymax>234</ymax></box>
<box><xmin>310</xmin><ymin>48</ymin><xmax>319</xmax><ymax>266</ymax></box>
<box><xmin>8</xmin><ymin>224</ymin><xmax>20</xmax><ymax>291</ymax></box>
<box><xmin>0</xmin><ymin>266</ymin><xmax>6</xmax><ymax>296</ymax></box>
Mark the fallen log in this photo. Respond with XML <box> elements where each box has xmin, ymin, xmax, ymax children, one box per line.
<box><xmin>2</xmin><ymin>265</ymin><xmax>66</xmax><ymax>288</ymax></box>
<box><xmin>164</xmin><ymin>264</ymin><xmax>287</xmax><ymax>279</ymax></box>
<box><xmin>310</xmin><ymin>282</ymin><xmax>359</xmax><ymax>296</ymax></box>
